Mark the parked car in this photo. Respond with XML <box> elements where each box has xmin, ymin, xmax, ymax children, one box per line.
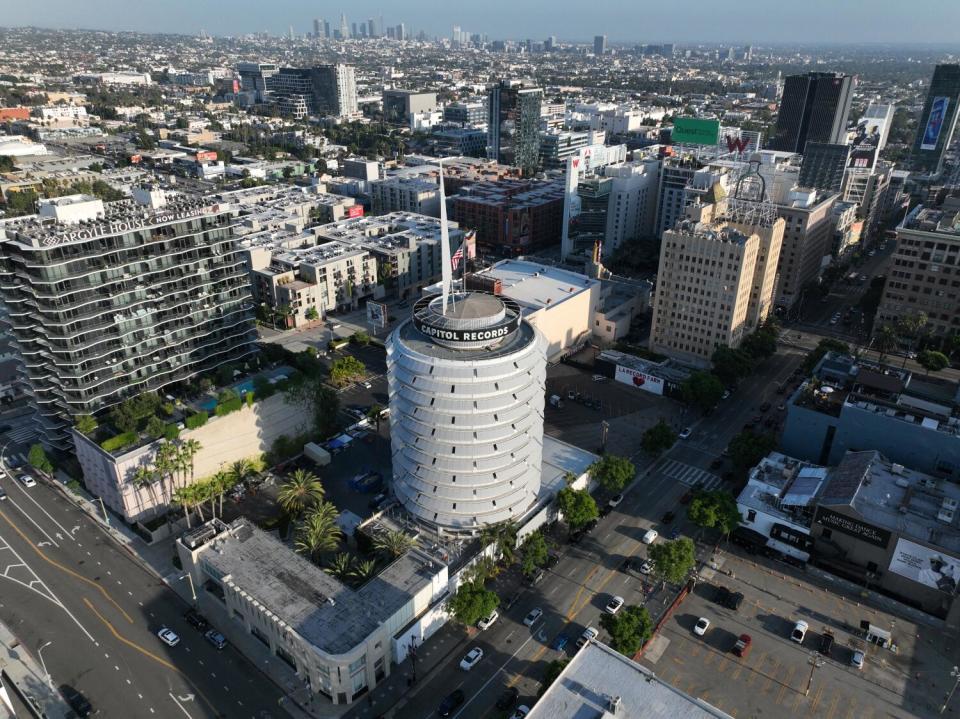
<box><xmin>459</xmin><ymin>647</ymin><xmax>483</xmax><ymax>671</ymax></box>
<box><xmin>604</xmin><ymin>596</ymin><xmax>625</xmax><ymax>614</ymax></box>
<box><xmin>59</xmin><ymin>685</ymin><xmax>92</xmax><ymax>718</ymax></box>
<box><xmin>608</xmin><ymin>493</ymin><xmax>624</xmax><ymax>508</ymax></box>
<box><xmin>18</xmin><ymin>473</ymin><xmax>36</xmax><ymax>488</ymax></box>
<box><xmin>496</xmin><ymin>687</ymin><xmax>519</xmax><ymax>710</ymax></box>
<box><xmin>478</xmin><ymin>610</ymin><xmax>499</xmax><ymax>631</ymax></box>
<box><xmin>545</xmin><ymin>553</ymin><xmax>560</xmax><ymax>569</ymax></box>
<box><xmin>183</xmin><ymin>609</ymin><xmax>209</xmax><ymax>632</ymax></box>
<box><xmin>678</xmin><ymin>427</ymin><xmax>692</xmax><ymax>439</ymax></box>
<box><xmin>727</xmin><ymin>592</ymin><xmax>744</xmax><ymax>611</ymax></box>
<box><xmin>791</xmin><ymin>620</ymin><xmax>809</xmax><ymax>644</ymax></box>
<box><xmin>552</xmin><ymin>633</ymin><xmax>569</xmax><ymax>651</ymax></box>
<box><xmin>510</xmin><ymin>706</ymin><xmax>531</xmax><ymax>719</ymax></box>
<box><xmin>438</xmin><ymin>689</ymin><xmax>465</xmax><ymax>717</ymax></box>
<box><xmin>638</xmin><ymin>559</ymin><xmax>654</xmax><ymax>575</ymax></box>
<box><xmin>576</xmin><ymin>626</ymin><xmax>599</xmax><ymax>648</ymax></box>
<box><xmin>693</xmin><ymin>617</ymin><xmax>710</xmax><ymax>636</ymax></box>
<box><xmin>818</xmin><ymin>630</ymin><xmax>834</xmax><ymax>656</ymax></box>
<box><xmin>668</xmin><ymin>527</ymin><xmax>681</xmax><ymax>540</ymax></box>
<box><xmin>157</xmin><ymin>627</ymin><xmax>180</xmax><ymax>647</ymax></box>
<box><xmin>523</xmin><ymin>608</ymin><xmax>543</xmax><ymax>627</ymax></box>
<box><xmin>642</xmin><ymin>529</ymin><xmax>658</xmax><ymax>544</ymax></box>
<box><xmin>0</xmin><ymin>487</ymin><xmax>6</xmax><ymax>501</ymax></box>
<box><xmin>733</xmin><ymin>634</ymin><xmax>752</xmax><ymax>658</ymax></box>
<box><xmin>850</xmin><ymin>649</ymin><xmax>865</xmax><ymax>669</ymax></box>
<box><xmin>525</xmin><ymin>568</ymin><xmax>545</xmax><ymax>586</ymax></box>
<box><xmin>204</xmin><ymin>629</ymin><xmax>227</xmax><ymax>650</ymax></box>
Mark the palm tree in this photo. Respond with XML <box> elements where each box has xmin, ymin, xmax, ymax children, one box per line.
<box><xmin>206</xmin><ymin>473</ymin><xmax>225</xmax><ymax>518</ymax></box>
<box><xmin>874</xmin><ymin>324</ymin><xmax>898</xmax><ymax>364</ymax></box>
<box><xmin>132</xmin><ymin>465</ymin><xmax>160</xmax><ymax>519</ymax></box>
<box><xmin>480</xmin><ymin>521</ymin><xmax>518</xmax><ymax>565</ymax></box>
<box><xmin>294</xmin><ymin>501</ymin><xmax>341</xmax><ymax>560</ymax></box>
<box><xmin>351</xmin><ymin>559</ymin><xmax>378</xmax><ymax>583</ymax></box>
<box><xmin>181</xmin><ymin>439</ymin><xmax>202</xmax><ymax>484</ymax></box>
<box><xmin>215</xmin><ymin>471</ymin><xmax>237</xmax><ymax>518</ymax></box>
<box><xmin>229</xmin><ymin>458</ymin><xmax>255</xmax><ymax>487</ymax></box>
<box><xmin>373</xmin><ymin>529</ymin><xmax>417</xmax><ymax>559</ymax></box>
<box><xmin>325</xmin><ymin>552</ymin><xmax>354</xmax><ymax>581</ymax></box>
<box><xmin>153</xmin><ymin>442</ymin><xmax>177</xmax><ymax>502</ymax></box>
<box><xmin>277</xmin><ymin>469</ymin><xmax>324</xmax><ymax>516</ymax></box>
<box><xmin>171</xmin><ymin>485</ymin><xmax>193</xmax><ymax>529</ymax></box>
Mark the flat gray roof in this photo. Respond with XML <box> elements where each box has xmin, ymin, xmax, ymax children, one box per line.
<box><xmin>200</xmin><ymin>520</ymin><xmax>441</xmax><ymax>656</ymax></box>
<box><xmin>528</xmin><ymin>640</ymin><xmax>733</xmax><ymax>719</ymax></box>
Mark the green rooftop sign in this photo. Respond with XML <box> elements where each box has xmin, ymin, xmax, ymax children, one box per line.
<box><xmin>671</xmin><ymin>117</ymin><xmax>720</xmax><ymax>146</ymax></box>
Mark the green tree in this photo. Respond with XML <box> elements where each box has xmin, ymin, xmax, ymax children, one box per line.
<box><xmin>680</xmin><ymin>371</ymin><xmax>725</xmax><ymax>412</ymax></box>
<box><xmin>74</xmin><ymin>414</ymin><xmax>98</xmax><ymax>436</ymax></box>
<box><xmin>132</xmin><ymin>465</ymin><xmax>162</xmax><ymax>519</ymax></box>
<box><xmin>556</xmin><ymin>487</ymin><xmax>599</xmax><ymax>530</ymax></box>
<box><xmin>590</xmin><ymin>454</ymin><xmax>635</xmax><ymax>493</ymax></box>
<box><xmin>648</xmin><ymin>537</ymin><xmax>696</xmax><ymax>585</ymax></box>
<box><xmin>599</xmin><ymin>605</ymin><xmax>653</xmax><ymax>656</ymax></box>
<box><xmin>294</xmin><ymin>501</ymin><xmax>341</xmax><ymax>560</ymax></box>
<box><xmin>687</xmin><ymin>491</ymin><xmax>742</xmax><ymax>536</ymax></box>
<box><xmin>728</xmin><ymin>430</ymin><xmax>777</xmax><ymax>471</ymax></box>
<box><xmin>351</xmin><ymin>330</ymin><xmax>370</xmax><ymax>345</ymax></box>
<box><xmin>27</xmin><ymin>444</ymin><xmax>53</xmax><ymax>475</ymax></box>
<box><xmin>351</xmin><ymin>558</ymin><xmax>378</xmax><ymax>583</ymax></box>
<box><xmin>325</xmin><ymin>552</ymin><xmax>354</xmax><ymax>581</ymax></box>
<box><xmin>711</xmin><ymin>346</ymin><xmax>755</xmax><ymax>385</ymax></box>
<box><xmin>284</xmin><ymin>377</ymin><xmax>340</xmax><ymax>438</ymax></box>
<box><xmin>740</xmin><ymin>322</ymin><xmax>779</xmax><ymax>359</ymax></box>
<box><xmin>278</xmin><ymin>469</ymin><xmax>325</xmax><ymax>516</ymax></box>
<box><xmin>448</xmin><ymin>582</ymin><xmax>500</xmax><ymax>626</ymax></box>
<box><xmin>373</xmin><ymin>529</ymin><xmax>417</xmax><ymax>559</ymax></box>
<box><xmin>329</xmin><ymin>356</ymin><xmax>367</xmax><ymax>386</ymax></box>
<box><xmin>520</xmin><ymin>531</ymin><xmax>549</xmax><ymax>576</ymax></box>
<box><xmin>145</xmin><ymin>415</ymin><xmax>167</xmax><ymax>439</ymax></box>
<box><xmin>641</xmin><ymin>420</ymin><xmax>677</xmax><ymax>457</ymax></box>
<box><xmin>917</xmin><ymin>350</ymin><xmax>949</xmax><ymax>375</ymax></box>
<box><xmin>538</xmin><ymin>660</ymin><xmax>570</xmax><ymax>697</ymax></box>
<box><xmin>480</xmin><ymin>521</ymin><xmax>518</xmax><ymax>564</ymax></box>
<box><xmin>304</xmin><ymin>305</ymin><xmax>320</xmax><ymax>321</ymax></box>
<box><xmin>873</xmin><ymin>324</ymin><xmax>898</xmax><ymax>364</ymax></box>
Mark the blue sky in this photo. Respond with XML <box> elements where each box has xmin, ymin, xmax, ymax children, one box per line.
<box><xmin>3</xmin><ymin>0</ymin><xmax>960</xmax><ymax>43</ymax></box>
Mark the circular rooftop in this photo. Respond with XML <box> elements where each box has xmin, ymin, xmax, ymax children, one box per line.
<box><xmin>412</xmin><ymin>291</ymin><xmax>522</xmax><ymax>350</ymax></box>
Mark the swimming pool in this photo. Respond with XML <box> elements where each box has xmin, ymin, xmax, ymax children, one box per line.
<box><xmin>196</xmin><ymin>367</ymin><xmax>291</xmax><ymax>412</ymax></box>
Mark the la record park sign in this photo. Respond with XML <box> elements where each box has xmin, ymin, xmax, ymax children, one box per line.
<box><xmin>614</xmin><ymin>364</ymin><xmax>665</xmax><ymax>396</ymax></box>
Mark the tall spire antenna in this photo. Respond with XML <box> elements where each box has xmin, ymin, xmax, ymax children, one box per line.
<box><xmin>438</xmin><ymin>157</ymin><xmax>452</xmax><ymax>315</ymax></box>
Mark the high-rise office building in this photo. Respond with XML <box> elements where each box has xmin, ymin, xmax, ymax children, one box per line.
<box><xmin>770</xmin><ymin>72</ymin><xmax>855</xmax><ymax>153</ymax></box>
<box><xmin>338</xmin><ymin>13</ymin><xmax>348</xmax><ymax>40</ymax></box>
<box><xmin>649</xmin><ymin>198</ymin><xmax>784</xmax><ymax>367</ymax></box>
<box><xmin>910</xmin><ymin>64</ymin><xmax>960</xmax><ymax>177</ymax></box>
<box><xmin>313</xmin><ymin>18</ymin><xmax>321</xmax><ymax>38</ymax></box>
<box><xmin>799</xmin><ymin>142</ymin><xmax>851</xmax><ymax>194</ymax></box>
<box><xmin>0</xmin><ymin>189</ymin><xmax>257</xmax><ymax>448</ymax></box>
<box><xmin>270</xmin><ymin>64</ymin><xmax>358</xmax><ymax>118</ymax></box>
<box><xmin>545</xmin><ymin>36</ymin><xmax>557</xmax><ymax>52</ymax></box>
<box><xmin>388</xmin><ymin>291</ymin><xmax>546</xmax><ymax>532</ymax></box>
<box><xmin>488</xmin><ymin>79</ymin><xmax>543</xmax><ymax>176</ymax></box>
<box><xmin>594</xmin><ymin>35</ymin><xmax>607</xmax><ymax>55</ymax></box>
<box><xmin>237</xmin><ymin>61</ymin><xmax>277</xmax><ymax>102</ymax></box>
<box><xmin>322</xmin><ymin>19</ymin><xmax>330</xmax><ymax>38</ymax></box>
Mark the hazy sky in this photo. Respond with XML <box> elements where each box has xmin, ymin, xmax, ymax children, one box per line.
<box><xmin>4</xmin><ymin>0</ymin><xmax>960</xmax><ymax>44</ymax></box>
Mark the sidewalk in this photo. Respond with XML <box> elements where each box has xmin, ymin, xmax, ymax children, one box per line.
<box><xmin>0</xmin><ymin>621</ymin><xmax>73</xmax><ymax>719</ymax></box>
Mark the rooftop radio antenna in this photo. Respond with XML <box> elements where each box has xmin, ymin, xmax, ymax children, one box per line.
<box><xmin>438</xmin><ymin>157</ymin><xmax>452</xmax><ymax>315</ymax></box>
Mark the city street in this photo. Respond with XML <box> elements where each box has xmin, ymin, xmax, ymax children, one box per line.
<box><xmin>0</xmin><ymin>468</ymin><xmax>286</xmax><ymax>718</ymax></box>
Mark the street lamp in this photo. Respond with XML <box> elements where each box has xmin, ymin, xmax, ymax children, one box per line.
<box><xmin>940</xmin><ymin>665</ymin><xmax>960</xmax><ymax>715</ymax></box>
<box><xmin>37</xmin><ymin>641</ymin><xmax>53</xmax><ymax>690</ymax></box>
<box><xmin>179</xmin><ymin>573</ymin><xmax>197</xmax><ymax>605</ymax></box>
<box><xmin>805</xmin><ymin>651</ymin><xmax>824</xmax><ymax>696</ymax></box>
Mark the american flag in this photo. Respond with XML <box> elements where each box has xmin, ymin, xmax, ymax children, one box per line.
<box><xmin>451</xmin><ymin>245</ymin><xmax>464</xmax><ymax>271</ymax></box>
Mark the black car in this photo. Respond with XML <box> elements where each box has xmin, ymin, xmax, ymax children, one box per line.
<box><xmin>661</xmin><ymin>511</ymin><xmax>675</xmax><ymax>524</ymax></box>
<box><xmin>545</xmin><ymin>553</ymin><xmax>560</xmax><ymax>569</ymax></box>
<box><xmin>183</xmin><ymin>609</ymin><xmax>209</xmax><ymax>632</ymax></box>
<box><xmin>713</xmin><ymin>585</ymin><xmax>731</xmax><ymax>607</ymax></box>
<box><xmin>818</xmin><ymin>631</ymin><xmax>835</xmax><ymax>656</ymax></box>
<box><xmin>569</xmin><ymin>529</ymin><xmax>586</xmax><ymax>544</ymax></box>
<box><xmin>438</xmin><ymin>689</ymin><xmax>465</xmax><ymax>717</ymax></box>
<box><xmin>496</xmin><ymin>686</ymin><xmax>519</xmax><ymax>710</ymax></box>
<box><xmin>60</xmin><ymin>685</ymin><xmax>92</xmax><ymax>718</ymax></box>
<box><xmin>727</xmin><ymin>592</ymin><xmax>744</xmax><ymax>611</ymax></box>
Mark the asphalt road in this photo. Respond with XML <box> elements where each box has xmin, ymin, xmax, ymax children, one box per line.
<box><xmin>0</xmin><ymin>467</ymin><xmax>285</xmax><ymax>719</ymax></box>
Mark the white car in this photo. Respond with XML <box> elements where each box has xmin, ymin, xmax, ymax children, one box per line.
<box><xmin>605</xmin><ymin>596</ymin><xmax>625</xmax><ymax>615</ymax></box>
<box><xmin>362</xmin><ymin>381</ymin><xmax>372</xmax><ymax>389</ymax></box>
<box><xmin>510</xmin><ymin>707</ymin><xmax>530</xmax><ymax>719</ymax></box>
<box><xmin>608</xmin><ymin>493</ymin><xmax>623</xmax><ymax>508</ymax></box>
<box><xmin>678</xmin><ymin>427</ymin><xmax>692</xmax><ymax>439</ymax></box>
<box><xmin>157</xmin><ymin>627</ymin><xmax>180</xmax><ymax>647</ymax></box>
<box><xmin>523</xmin><ymin>608</ymin><xmax>543</xmax><ymax>627</ymax></box>
<box><xmin>642</xmin><ymin>529</ymin><xmax>658</xmax><ymax>545</ymax></box>
<box><xmin>18</xmin><ymin>473</ymin><xmax>36</xmax><ymax>488</ymax></box>
<box><xmin>850</xmin><ymin>650</ymin><xmax>865</xmax><ymax>669</ymax></box>
<box><xmin>459</xmin><ymin>647</ymin><xmax>483</xmax><ymax>671</ymax></box>
<box><xmin>721</xmin><ymin>390</ymin><xmax>731</xmax><ymax>400</ymax></box>
<box><xmin>576</xmin><ymin>626</ymin><xmax>599</xmax><ymax>648</ymax></box>
<box><xmin>478</xmin><ymin>610</ymin><xmax>499</xmax><ymax>630</ymax></box>
<box><xmin>638</xmin><ymin>558</ymin><xmax>654</xmax><ymax>575</ymax></box>
<box><xmin>791</xmin><ymin>620</ymin><xmax>808</xmax><ymax>644</ymax></box>
<box><xmin>694</xmin><ymin>617</ymin><xmax>710</xmax><ymax>636</ymax></box>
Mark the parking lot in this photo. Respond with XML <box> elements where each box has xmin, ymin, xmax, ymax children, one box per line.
<box><xmin>544</xmin><ymin>364</ymin><xmax>685</xmax><ymax>457</ymax></box>
<box><xmin>640</xmin><ymin>546</ymin><xmax>955</xmax><ymax>719</ymax></box>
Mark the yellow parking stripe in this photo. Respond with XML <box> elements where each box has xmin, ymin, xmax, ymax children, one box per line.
<box><xmin>811</xmin><ymin>685</ymin><xmax>825</xmax><ymax>713</ymax></box>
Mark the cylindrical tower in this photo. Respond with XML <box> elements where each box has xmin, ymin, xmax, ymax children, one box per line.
<box><xmin>387</xmin><ymin>291</ymin><xmax>546</xmax><ymax>534</ymax></box>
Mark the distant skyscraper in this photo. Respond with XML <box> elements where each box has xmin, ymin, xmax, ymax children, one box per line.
<box><xmin>545</xmin><ymin>36</ymin><xmax>556</xmax><ymax>52</ymax></box>
<box><xmin>368</xmin><ymin>18</ymin><xmax>376</xmax><ymax>38</ymax></box>
<box><xmin>351</xmin><ymin>22</ymin><xmax>358</xmax><ymax>39</ymax></box>
<box><xmin>323</xmin><ymin>19</ymin><xmax>330</xmax><ymax>38</ymax></box>
<box><xmin>488</xmin><ymin>79</ymin><xmax>543</xmax><ymax>176</ymax></box>
<box><xmin>594</xmin><ymin>35</ymin><xmax>607</xmax><ymax>56</ymax></box>
<box><xmin>770</xmin><ymin>72</ymin><xmax>854</xmax><ymax>153</ymax></box>
<box><xmin>313</xmin><ymin>18</ymin><xmax>321</xmax><ymax>38</ymax></box>
<box><xmin>452</xmin><ymin>25</ymin><xmax>461</xmax><ymax>45</ymax></box>
<box><xmin>397</xmin><ymin>24</ymin><xmax>405</xmax><ymax>41</ymax></box>
<box><xmin>910</xmin><ymin>64</ymin><xmax>960</xmax><ymax>177</ymax></box>
<box><xmin>339</xmin><ymin>13</ymin><xmax>348</xmax><ymax>40</ymax></box>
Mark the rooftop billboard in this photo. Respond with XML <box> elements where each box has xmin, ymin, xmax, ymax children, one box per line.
<box><xmin>671</xmin><ymin>117</ymin><xmax>721</xmax><ymax>146</ymax></box>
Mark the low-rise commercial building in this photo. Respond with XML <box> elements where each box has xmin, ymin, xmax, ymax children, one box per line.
<box><xmin>370</xmin><ymin>176</ymin><xmax>440</xmax><ymax>217</ymax></box>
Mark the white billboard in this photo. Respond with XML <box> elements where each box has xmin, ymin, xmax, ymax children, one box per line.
<box><xmin>888</xmin><ymin>537</ymin><xmax>960</xmax><ymax>594</ymax></box>
<box><xmin>366</xmin><ymin>301</ymin><xmax>387</xmax><ymax>329</ymax></box>
<box><xmin>614</xmin><ymin>364</ymin><xmax>664</xmax><ymax>396</ymax></box>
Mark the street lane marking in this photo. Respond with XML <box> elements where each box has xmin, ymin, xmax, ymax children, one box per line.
<box><xmin>11</xmin><ymin>480</ymin><xmax>76</xmax><ymax>541</ymax></box>
<box><xmin>169</xmin><ymin>692</ymin><xmax>194</xmax><ymax>718</ymax></box>
<box><xmin>6</xmin><ymin>497</ymin><xmax>59</xmax><ymax>547</ymax></box>
<box><xmin>83</xmin><ymin>598</ymin><xmax>217</xmax><ymax>717</ymax></box>
<box><xmin>0</xmin><ymin>507</ymin><xmax>133</xmax><ymax>624</ymax></box>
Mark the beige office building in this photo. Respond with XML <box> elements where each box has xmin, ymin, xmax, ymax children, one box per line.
<box><xmin>650</xmin><ymin>199</ymin><xmax>784</xmax><ymax>367</ymax></box>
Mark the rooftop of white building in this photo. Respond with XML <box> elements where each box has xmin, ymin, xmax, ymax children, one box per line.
<box><xmin>479</xmin><ymin>259</ymin><xmax>598</xmax><ymax>313</ymax></box>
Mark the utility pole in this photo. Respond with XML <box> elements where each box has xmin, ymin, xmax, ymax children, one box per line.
<box><xmin>180</xmin><ymin>573</ymin><xmax>197</xmax><ymax>605</ymax></box>
<box><xmin>805</xmin><ymin>651</ymin><xmax>824</xmax><ymax>696</ymax></box>
<box><xmin>37</xmin><ymin>641</ymin><xmax>53</xmax><ymax>690</ymax></box>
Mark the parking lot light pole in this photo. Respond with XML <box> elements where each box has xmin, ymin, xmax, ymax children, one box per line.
<box><xmin>940</xmin><ymin>666</ymin><xmax>960</xmax><ymax>715</ymax></box>
<box><xmin>805</xmin><ymin>651</ymin><xmax>824</xmax><ymax>696</ymax></box>
<box><xmin>179</xmin><ymin>573</ymin><xmax>197</xmax><ymax>606</ymax></box>
<box><xmin>37</xmin><ymin>641</ymin><xmax>53</xmax><ymax>690</ymax></box>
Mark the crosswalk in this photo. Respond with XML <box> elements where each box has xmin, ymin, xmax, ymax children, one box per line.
<box><xmin>657</xmin><ymin>459</ymin><xmax>722</xmax><ymax>492</ymax></box>
<box><xmin>3</xmin><ymin>424</ymin><xmax>36</xmax><ymax>446</ymax></box>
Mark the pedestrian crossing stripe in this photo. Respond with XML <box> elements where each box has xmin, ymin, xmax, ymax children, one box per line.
<box><xmin>658</xmin><ymin>459</ymin><xmax>722</xmax><ymax>491</ymax></box>
<box><xmin>3</xmin><ymin>426</ymin><xmax>36</xmax><ymax>444</ymax></box>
